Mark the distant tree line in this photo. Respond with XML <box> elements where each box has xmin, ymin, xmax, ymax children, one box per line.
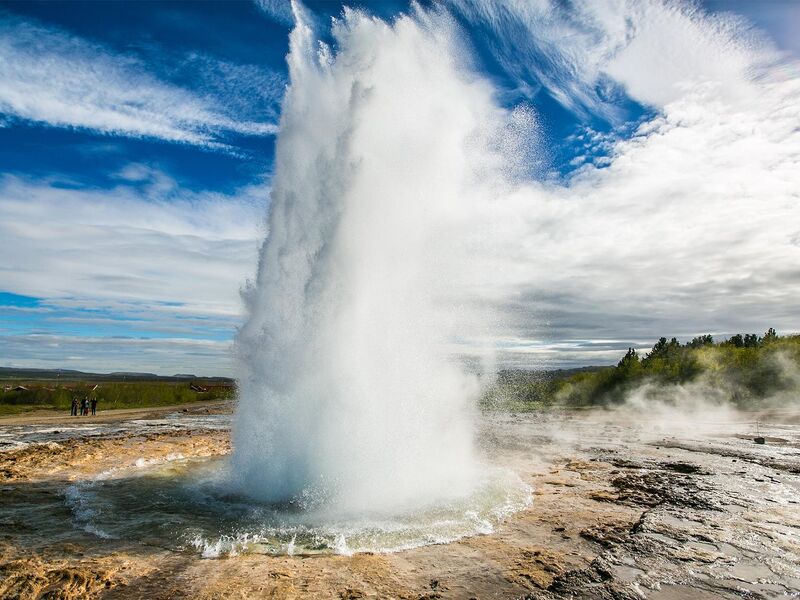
<box><xmin>483</xmin><ymin>328</ymin><xmax>799</xmax><ymax>410</ymax></box>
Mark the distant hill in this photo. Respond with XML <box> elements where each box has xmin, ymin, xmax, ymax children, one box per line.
<box><xmin>0</xmin><ymin>367</ymin><xmax>233</xmax><ymax>384</ymax></box>
<box><xmin>107</xmin><ymin>371</ymin><xmax>160</xmax><ymax>378</ymax></box>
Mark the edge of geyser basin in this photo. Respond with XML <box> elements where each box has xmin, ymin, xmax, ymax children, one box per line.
<box><xmin>64</xmin><ymin>456</ymin><xmax>533</xmax><ymax>558</ymax></box>
<box><xmin>64</xmin><ymin>453</ymin><xmax>188</xmax><ymax>540</ymax></box>
<box><xmin>188</xmin><ymin>486</ymin><xmax>533</xmax><ymax>558</ymax></box>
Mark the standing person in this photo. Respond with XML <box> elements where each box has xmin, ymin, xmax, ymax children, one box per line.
<box><xmin>82</xmin><ymin>396</ymin><xmax>89</xmax><ymax>416</ymax></box>
<box><xmin>70</xmin><ymin>397</ymin><xmax>78</xmax><ymax>416</ymax></box>
<box><xmin>90</xmin><ymin>397</ymin><xmax>97</xmax><ymax>416</ymax></box>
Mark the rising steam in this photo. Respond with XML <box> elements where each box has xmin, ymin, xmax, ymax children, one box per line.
<box><xmin>231</xmin><ymin>4</ymin><xmax>526</xmax><ymax>513</ymax></box>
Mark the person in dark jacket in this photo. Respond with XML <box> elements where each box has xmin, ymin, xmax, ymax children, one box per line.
<box><xmin>90</xmin><ymin>397</ymin><xmax>98</xmax><ymax>416</ymax></box>
<box><xmin>70</xmin><ymin>397</ymin><xmax>79</xmax><ymax>416</ymax></box>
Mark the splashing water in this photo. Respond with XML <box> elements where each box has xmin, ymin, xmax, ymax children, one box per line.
<box><xmin>64</xmin><ymin>454</ymin><xmax>531</xmax><ymax>557</ymax></box>
<box><xmin>231</xmin><ymin>5</ymin><xmax>528</xmax><ymax>516</ymax></box>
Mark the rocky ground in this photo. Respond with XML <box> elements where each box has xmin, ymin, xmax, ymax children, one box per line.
<box><xmin>1</xmin><ymin>404</ymin><xmax>798</xmax><ymax>599</ymax></box>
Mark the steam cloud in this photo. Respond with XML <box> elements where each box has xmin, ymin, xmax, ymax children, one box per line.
<box><xmin>232</xmin><ymin>4</ymin><xmax>516</xmax><ymax>512</ymax></box>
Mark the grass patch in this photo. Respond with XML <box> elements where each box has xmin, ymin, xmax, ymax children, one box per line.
<box><xmin>0</xmin><ymin>379</ymin><xmax>235</xmax><ymax>415</ymax></box>
<box><xmin>0</xmin><ymin>403</ymin><xmax>59</xmax><ymax>416</ymax></box>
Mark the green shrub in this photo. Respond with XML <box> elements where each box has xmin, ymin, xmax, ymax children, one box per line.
<box><xmin>482</xmin><ymin>329</ymin><xmax>800</xmax><ymax>410</ymax></box>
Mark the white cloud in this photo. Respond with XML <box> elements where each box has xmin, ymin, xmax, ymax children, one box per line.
<box><xmin>464</xmin><ymin>46</ymin><xmax>800</xmax><ymax>360</ymax></box>
<box><xmin>447</xmin><ymin>0</ymin><xmax>630</xmax><ymax>118</ymax></box>
<box><xmin>254</xmin><ymin>0</ymin><xmax>294</xmax><ymax>26</ymax></box>
<box><xmin>4</xmin><ymin>1</ymin><xmax>800</xmax><ymax>375</ymax></box>
<box><xmin>447</xmin><ymin>0</ymin><xmax>777</xmax><ymax>118</ymax></box>
<box><xmin>0</xmin><ymin>18</ymin><xmax>279</xmax><ymax>146</ymax></box>
<box><xmin>1</xmin><ymin>334</ymin><xmax>233</xmax><ymax>375</ymax></box>
<box><xmin>0</xmin><ymin>170</ymin><xmax>267</xmax><ymax>374</ymax></box>
<box><xmin>601</xmin><ymin>2</ymin><xmax>772</xmax><ymax>107</ymax></box>
<box><xmin>0</xmin><ymin>171</ymin><xmax>266</xmax><ymax>319</ymax></box>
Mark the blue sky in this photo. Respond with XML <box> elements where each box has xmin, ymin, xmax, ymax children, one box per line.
<box><xmin>2</xmin><ymin>0</ymin><xmax>799</xmax><ymax>375</ymax></box>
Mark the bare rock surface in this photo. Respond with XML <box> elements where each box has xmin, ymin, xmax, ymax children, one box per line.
<box><xmin>1</xmin><ymin>407</ymin><xmax>798</xmax><ymax>599</ymax></box>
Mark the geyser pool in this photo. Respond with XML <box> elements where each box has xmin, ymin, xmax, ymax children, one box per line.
<box><xmin>65</xmin><ymin>456</ymin><xmax>531</xmax><ymax>557</ymax></box>
<box><xmin>231</xmin><ymin>3</ymin><xmax>529</xmax><ymax>515</ymax></box>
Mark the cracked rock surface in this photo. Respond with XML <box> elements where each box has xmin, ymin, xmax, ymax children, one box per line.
<box><xmin>1</xmin><ymin>405</ymin><xmax>798</xmax><ymax>599</ymax></box>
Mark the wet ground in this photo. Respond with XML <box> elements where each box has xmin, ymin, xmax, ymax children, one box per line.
<box><xmin>1</xmin><ymin>403</ymin><xmax>798</xmax><ymax>599</ymax></box>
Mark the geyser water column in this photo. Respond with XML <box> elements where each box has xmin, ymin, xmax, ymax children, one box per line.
<box><xmin>233</xmin><ymin>5</ymin><xmax>513</xmax><ymax>514</ymax></box>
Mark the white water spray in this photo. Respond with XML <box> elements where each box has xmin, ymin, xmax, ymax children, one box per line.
<box><xmin>232</xmin><ymin>5</ymin><xmax>523</xmax><ymax>514</ymax></box>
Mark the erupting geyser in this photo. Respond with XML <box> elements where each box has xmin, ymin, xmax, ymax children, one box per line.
<box><xmin>232</xmin><ymin>4</ymin><xmax>525</xmax><ymax>515</ymax></box>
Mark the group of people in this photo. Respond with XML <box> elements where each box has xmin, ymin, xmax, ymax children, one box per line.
<box><xmin>71</xmin><ymin>396</ymin><xmax>97</xmax><ymax>416</ymax></box>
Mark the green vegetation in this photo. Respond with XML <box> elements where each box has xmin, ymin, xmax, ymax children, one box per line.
<box><xmin>5</xmin><ymin>329</ymin><xmax>797</xmax><ymax>416</ymax></box>
<box><xmin>0</xmin><ymin>379</ymin><xmax>235</xmax><ymax>416</ymax></box>
<box><xmin>483</xmin><ymin>328</ymin><xmax>800</xmax><ymax>411</ymax></box>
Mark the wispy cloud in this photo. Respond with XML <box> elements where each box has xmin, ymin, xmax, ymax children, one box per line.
<box><xmin>447</xmin><ymin>0</ymin><xmax>775</xmax><ymax>120</ymax></box>
<box><xmin>1</xmin><ymin>333</ymin><xmax>233</xmax><ymax>375</ymax></box>
<box><xmin>4</xmin><ymin>1</ymin><xmax>799</xmax><ymax>375</ymax></box>
<box><xmin>403</xmin><ymin>1</ymin><xmax>800</xmax><ymax>364</ymax></box>
<box><xmin>254</xmin><ymin>0</ymin><xmax>294</xmax><ymax>26</ymax></box>
<box><xmin>0</xmin><ymin>168</ymin><xmax>267</xmax><ymax>373</ymax></box>
<box><xmin>0</xmin><ymin>17</ymin><xmax>280</xmax><ymax>147</ymax></box>
<box><xmin>466</xmin><ymin>50</ymin><xmax>800</xmax><ymax>361</ymax></box>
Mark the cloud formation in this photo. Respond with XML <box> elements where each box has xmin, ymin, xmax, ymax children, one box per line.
<box><xmin>2</xmin><ymin>0</ymin><xmax>799</xmax><ymax>375</ymax></box>
<box><xmin>451</xmin><ymin>1</ymin><xmax>800</xmax><ymax>364</ymax></box>
<box><xmin>0</xmin><ymin>17</ymin><xmax>280</xmax><ymax>147</ymax></box>
<box><xmin>254</xmin><ymin>0</ymin><xmax>294</xmax><ymax>26</ymax></box>
<box><xmin>0</xmin><ymin>171</ymin><xmax>265</xmax><ymax>313</ymax></box>
<box><xmin>448</xmin><ymin>0</ymin><xmax>775</xmax><ymax>119</ymax></box>
<box><xmin>1</xmin><ymin>333</ymin><xmax>232</xmax><ymax>375</ymax></box>
<box><xmin>0</xmin><ymin>170</ymin><xmax>266</xmax><ymax>374</ymax></box>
